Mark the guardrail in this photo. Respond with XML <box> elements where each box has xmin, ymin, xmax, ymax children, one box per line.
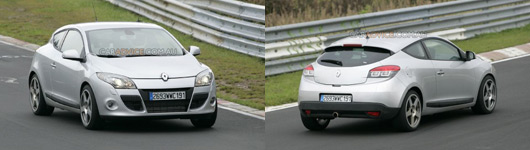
<box><xmin>106</xmin><ymin>0</ymin><xmax>265</xmax><ymax>58</ymax></box>
<box><xmin>265</xmin><ymin>0</ymin><xmax>530</xmax><ymax>76</ymax></box>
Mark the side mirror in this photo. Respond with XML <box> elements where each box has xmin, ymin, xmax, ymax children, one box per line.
<box><xmin>190</xmin><ymin>46</ymin><xmax>200</xmax><ymax>56</ymax></box>
<box><xmin>62</xmin><ymin>50</ymin><xmax>84</xmax><ymax>61</ymax></box>
<box><xmin>465</xmin><ymin>51</ymin><xmax>475</xmax><ymax>61</ymax></box>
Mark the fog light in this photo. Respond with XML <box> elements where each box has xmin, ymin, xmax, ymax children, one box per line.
<box><xmin>106</xmin><ymin>100</ymin><xmax>118</xmax><ymax>110</ymax></box>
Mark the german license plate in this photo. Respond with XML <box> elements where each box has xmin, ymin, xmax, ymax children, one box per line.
<box><xmin>149</xmin><ymin>91</ymin><xmax>186</xmax><ymax>101</ymax></box>
<box><xmin>320</xmin><ymin>95</ymin><xmax>352</xmax><ymax>102</ymax></box>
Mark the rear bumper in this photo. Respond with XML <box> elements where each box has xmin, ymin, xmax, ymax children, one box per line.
<box><xmin>299</xmin><ymin>101</ymin><xmax>400</xmax><ymax>119</ymax></box>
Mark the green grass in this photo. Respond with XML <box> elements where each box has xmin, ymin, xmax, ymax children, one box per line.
<box><xmin>265</xmin><ymin>23</ymin><xmax>530</xmax><ymax>106</ymax></box>
<box><xmin>0</xmin><ymin>0</ymin><xmax>264</xmax><ymax>110</ymax></box>
<box><xmin>265</xmin><ymin>71</ymin><xmax>301</xmax><ymax>106</ymax></box>
<box><xmin>452</xmin><ymin>23</ymin><xmax>530</xmax><ymax>54</ymax></box>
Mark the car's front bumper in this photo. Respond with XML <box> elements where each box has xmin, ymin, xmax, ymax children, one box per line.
<box><xmin>90</xmin><ymin>75</ymin><xmax>216</xmax><ymax>119</ymax></box>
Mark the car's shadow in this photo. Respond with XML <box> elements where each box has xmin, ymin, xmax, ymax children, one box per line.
<box><xmin>49</xmin><ymin>110</ymin><xmax>214</xmax><ymax>133</ymax></box>
<box><xmin>302</xmin><ymin>108</ymin><xmax>492</xmax><ymax>135</ymax></box>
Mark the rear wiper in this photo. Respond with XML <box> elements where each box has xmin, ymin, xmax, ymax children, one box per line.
<box><xmin>320</xmin><ymin>59</ymin><xmax>343</xmax><ymax>66</ymax></box>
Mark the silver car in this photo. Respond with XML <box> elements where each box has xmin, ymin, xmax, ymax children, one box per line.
<box><xmin>298</xmin><ymin>35</ymin><xmax>496</xmax><ymax>131</ymax></box>
<box><xmin>28</xmin><ymin>22</ymin><xmax>217</xmax><ymax>129</ymax></box>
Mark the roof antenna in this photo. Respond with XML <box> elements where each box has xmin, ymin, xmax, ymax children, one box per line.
<box><xmin>91</xmin><ymin>0</ymin><xmax>98</xmax><ymax>21</ymax></box>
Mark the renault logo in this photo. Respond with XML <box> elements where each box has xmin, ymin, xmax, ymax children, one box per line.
<box><xmin>161</xmin><ymin>73</ymin><xmax>169</xmax><ymax>81</ymax></box>
<box><xmin>336</xmin><ymin>70</ymin><xmax>341</xmax><ymax>78</ymax></box>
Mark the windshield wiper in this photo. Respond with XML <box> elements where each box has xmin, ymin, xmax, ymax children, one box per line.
<box><xmin>320</xmin><ymin>59</ymin><xmax>343</xmax><ymax>66</ymax></box>
<box><xmin>96</xmin><ymin>55</ymin><xmax>123</xmax><ymax>58</ymax></box>
<box><xmin>125</xmin><ymin>55</ymin><xmax>159</xmax><ymax>57</ymax></box>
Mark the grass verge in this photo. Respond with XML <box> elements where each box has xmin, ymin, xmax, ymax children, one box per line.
<box><xmin>0</xmin><ymin>0</ymin><xmax>264</xmax><ymax>110</ymax></box>
<box><xmin>265</xmin><ymin>23</ymin><xmax>530</xmax><ymax>107</ymax></box>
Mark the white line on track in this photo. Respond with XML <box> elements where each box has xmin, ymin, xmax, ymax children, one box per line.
<box><xmin>219</xmin><ymin>105</ymin><xmax>265</xmax><ymax>120</ymax></box>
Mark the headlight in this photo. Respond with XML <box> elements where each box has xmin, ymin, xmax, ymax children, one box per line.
<box><xmin>195</xmin><ymin>70</ymin><xmax>213</xmax><ymax>87</ymax></box>
<box><xmin>96</xmin><ymin>72</ymin><xmax>137</xmax><ymax>89</ymax></box>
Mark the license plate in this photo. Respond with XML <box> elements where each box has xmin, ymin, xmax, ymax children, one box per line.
<box><xmin>149</xmin><ymin>91</ymin><xmax>186</xmax><ymax>101</ymax></box>
<box><xmin>320</xmin><ymin>95</ymin><xmax>352</xmax><ymax>102</ymax></box>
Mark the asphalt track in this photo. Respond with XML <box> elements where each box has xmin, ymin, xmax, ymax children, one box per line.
<box><xmin>0</xmin><ymin>42</ymin><xmax>264</xmax><ymax>150</ymax></box>
<box><xmin>265</xmin><ymin>54</ymin><xmax>530</xmax><ymax>150</ymax></box>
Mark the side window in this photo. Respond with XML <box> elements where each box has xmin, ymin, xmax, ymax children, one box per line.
<box><xmin>61</xmin><ymin>30</ymin><xmax>84</xmax><ymax>54</ymax></box>
<box><xmin>403</xmin><ymin>42</ymin><xmax>427</xmax><ymax>59</ymax></box>
<box><xmin>52</xmin><ymin>31</ymin><xmax>67</xmax><ymax>50</ymax></box>
<box><xmin>423</xmin><ymin>39</ymin><xmax>461</xmax><ymax>61</ymax></box>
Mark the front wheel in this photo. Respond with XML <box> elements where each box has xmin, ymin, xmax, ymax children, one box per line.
<box><xmin>301</xmin><ymin>115</ymin><xmax>330</xmax><ymax>131</ymax></box>
<box><xmin>80</xmin><ymin>85</ymin><xmax>105</xmax><ymax>130</ymax></box>
<box><xmin>190</xmin><ymin>104</ymin><xmax>217</xmax><ymax>128</ymax></box>
<box><xmin>472</xmin><ymin>76</ymin><xmax>496</xmax><ymax>114</ymax></box>
<box><xmin>393</xmin><ymin>90</ymin><xmax>422</xmax><ymax>132</ymax></box>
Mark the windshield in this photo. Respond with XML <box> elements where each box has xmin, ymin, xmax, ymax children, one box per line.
<box><xmin>317</xmin><ymin>46</ymin><xmax>392</xmax><ymax>67</ymax></box>
<box><xmin>86</xmin><ymin>28</ymin><xmax>185</xmax><ymax>57</ymax></box>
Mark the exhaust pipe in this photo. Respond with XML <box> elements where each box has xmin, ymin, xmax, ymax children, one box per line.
<box><xmin>332</xmin><ymin>112</ymin><xmax>339</xmax><ymax>118</ymax></box>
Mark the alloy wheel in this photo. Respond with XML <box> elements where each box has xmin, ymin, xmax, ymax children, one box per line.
<box><xmin>405</xmin><ymin>94</ymin><xmax>421</xmax><ymax>128</ymax></box>
<box><xmin>80</xmin><ymin>89</ymin><xmax>92</xmax><ymax>126</ymax></box>
<box><xmin>483</xmin><ymin>79</ymin><xmax>496</xmax><ymax>111</ymax></box>
<box><xmin>29</xmin><ymin>77</ymin><xmax>40</xmax><ymax>112</ymax></box>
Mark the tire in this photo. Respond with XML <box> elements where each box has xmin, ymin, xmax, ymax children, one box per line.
<box><xmin>80</xmin><ymin>85</ymin><xmax>104</xmax><ymax>130</ymax></box>
<box><xmin>393</xmin><ymin>90</ymin><xmax>422</xmax><ymax>132</ymax></box>
<box><xmin>472</xmin><ymin>76</ymin><xmax>496</xmax><ymax>114</ymax></box>
<box><xmin>29</xmin><ymin>75</ymin><xmax>54</xmax><ymax>116</ymax></box>
<box><xmin>191</xmin><ymin>104</ymin><xmax>217</xmax><ymax>128</ymax></box>
<box><xmin>300</xmin><ymin>115</ymin><xmax>330</xmax><ymax>131</ymax></box>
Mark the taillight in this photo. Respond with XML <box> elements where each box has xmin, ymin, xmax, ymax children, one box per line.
<box><xmin>303</xmin><ymin>64</ymin><xmax>314</xmax><ymax>77</ymax></box>
<box><xmin>368</xmin><ymin>65</ymin><xmax>400</xmax><ymax>78</ymax></box>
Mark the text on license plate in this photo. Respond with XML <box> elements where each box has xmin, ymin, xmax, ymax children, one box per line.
<box><xmin>149</xmin><ymin>91</ymin><xmax>186</xmax><ymax>101</ymax></box>
<box><xmin>320</xmin><ymin>95</ymin><xmax>352</xmax><ymax>102</ymax></box>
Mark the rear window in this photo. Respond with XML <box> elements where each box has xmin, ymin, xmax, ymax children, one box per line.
<box><xmin>317</xmin><ymin>46</ymin><xmax>392</xmax><ymax>67</ymax></box>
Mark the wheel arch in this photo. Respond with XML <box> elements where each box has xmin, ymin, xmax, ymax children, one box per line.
<box><xmin>28</xmin><ymin>71</ymin><xmax>37</xmax><ymax>86</ymax></box>
<box><xmin>408</xmin><ymin>86</ymin><xmax>424</xmax><ymax>106</ymax></box>
<box><xmin>80</xmin><ymin>81</ymin><xmax>91</xmax><ymax>96</ymax></box>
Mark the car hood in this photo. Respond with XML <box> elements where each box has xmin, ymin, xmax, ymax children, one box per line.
<box><xmin>90</xmin><ymin>54</ymin><xmax>206</xmax><ymax>78</ymax></box>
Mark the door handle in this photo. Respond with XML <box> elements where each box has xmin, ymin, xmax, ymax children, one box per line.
<box><xmin>436</xmin><ymin>70</ymin><xmax>444</xmax><ymax>75</ymax></box>
<box><xmin>51</xmin><ymin>62</ymin><xmax>56</xmax><ymax>68</ymax></box>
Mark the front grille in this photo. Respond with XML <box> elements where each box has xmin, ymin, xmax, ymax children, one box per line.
<box><xmin>190</xmin><ymin>93</ymin><xmax>209</xmax><ymax>109</ymax></box>
<box><xmin>120</xmin><ymin>95</ymin><xmax>144</xmax><ymax>111</ymax></box>
<box><xmin>138</xmin><ymin>88</ymin><xmax>193</xmax><ymax>113</ymax></box>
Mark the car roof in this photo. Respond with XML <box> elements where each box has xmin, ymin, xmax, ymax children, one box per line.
<box><xmin>327</xmin><ymin>34</ymin><xmax>443</xmax><ymax>52</ymax></box>
<box><xmin>56</xmin><ymin>22</ymin><xmax>163</xmax><ymax>33</ymax></box>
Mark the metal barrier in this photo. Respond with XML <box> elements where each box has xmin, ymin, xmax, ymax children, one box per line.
<box><xmin>106</xmin><ymin>0</ymin><xmax>265</xmax><ymax>58</ymax></box>
<box><xmin>265</xmin><ymin>0</ymin><xmax>530</xmax><ymax>76</ymax></box>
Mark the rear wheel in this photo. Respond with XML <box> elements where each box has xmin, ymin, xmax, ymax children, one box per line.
<box><xmin>301</xmin><ymin>115</ymin><xmax>330</xmax><ymax>131</ymax></box>
<box><xmin>393</xmin><ymin>90</ymin><xmax>422</xmax><ymax>132</ymax></box>
<box><xmin>472</xmin><ymin>76</ymin><xmax>496</xmax><ymax>114</ymax></box>
<box><xmin>80</xmin><ymin>85</ymin><xmax>104</xmax><ymax>130</ymax></box>
<box><xmin>29</xmin><ymin>75</ymin><xmax>54</xmax><ymax>116</ymax></box>
<box><xmin>190</xmin><ymin>104</ymin><xmax>217</xmax><ymax>128</ymax></box>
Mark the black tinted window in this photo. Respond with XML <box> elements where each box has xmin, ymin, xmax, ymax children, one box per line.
<box><xmin>61</xmin><ymin>30</ymin><xmax>84</xmax><ymax>54</ymax></box>
<box><xmin>52</xmin><ymin>31</ymin><xmax>67</xmax><ymax>50</ymax></box>
<box><xmin>423</xmin><ymin>39</ymin><xmax>461</xmax><ymax>61</ymax></box>
<box><xmin>403</xmin><ymin>42</ymin><xmax>427</xmax><ymax>59</ymax></box>
<box><xmin>317</xmin><ymin>46</ymin><xmax>392</xmax><ymax>67</ymax></box>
